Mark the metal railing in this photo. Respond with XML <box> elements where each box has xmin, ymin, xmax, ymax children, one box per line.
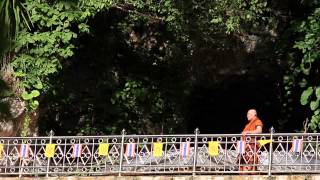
<box><xmin>0</xmin><ymin>128</ymin><xmax>320</xmax><ymax>177</ymax></box>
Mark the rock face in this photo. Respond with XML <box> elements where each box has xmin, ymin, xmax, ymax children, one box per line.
<box><xmin>0</xmin><ymin>97</ymin><xmax>25</xmax><ymax>136</ymax></box>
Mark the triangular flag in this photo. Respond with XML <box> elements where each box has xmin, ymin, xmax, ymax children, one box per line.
<box><xmin>20</xmin><ymin>144</ymin><xmax>30</xmax><ymax>158</ymax></box>
<box><xmin>258</xmin><ymin>139</ymin><xmax>273</xmax><ymax>146</ymax></box>
<box><xmin>208</xmin><ymin>141</ymin><xmax>219</xmax><ymax>156</ymax></box>
<box><xmin>125</xmin><ymin>143</ymin><xmax>136</xmax><ymax>157</ymax></box>
<box><xmin>292</xmin><ymin>139</ymin><xmax>303</xmax><ymax>153</ymax></box>
<box><xmin>153</xmin><ymin>142</ymin><xmax>163</xmax><ymax>157</ymax></box>
<box><xmin>0</xmin><ymin>144</ymin><xmax>3</xmax><ymax>158</ymax></box>
<box><xmin>180</xmin><ymin>142</ymin><xmax>191</xmax><ymax>158</ymax></box>
<box><xmin>98</xmin><ymin>143</ymin><xmax>109</xmax><ymax>156</ymax></box>
<box><xmin>45</xmin><ymin>144</ymin><xmax>56</xmax><ymax>158</ymax></box>
<box><xmin>237</xmin><ymin>141</ymin><xmax>246</xmax><ymax>154</ymax></box>
<box><xmin>73</xmin><ymin>144</ymin><xmax>82</xmax><ymax>158</ymax></box>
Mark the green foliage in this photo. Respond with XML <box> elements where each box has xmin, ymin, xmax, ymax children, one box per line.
<box><xmin>12</xmin><ymin>0</ymin><xmax>103</xmax><ymax>114</ymax></box>
<box><xmin>0</xmin><ymin>0</ymin><xmax>32</xmax><ymax>56</ymax></box>
<box><xmin>293</xmin><ymin>8</ymin><xmax>320</xmax><ymax>131</ymax></box>
<box><xmin>21</xmin><ymin>113</ymin><xmax>31</xmax><ymax>137</ymax></box>
<box><xmin>300</xmin><ymin>86</ymin><xmax>313</xmax><ymax>105</ymax></box>
<box><xmin>10</xmin><ymin>0</ymin><xmax>276</xmax><ymax>135</ymax></box>
<box><xmin>111</xmin><ymin>80</ymin><xmax>177</xmax><ymax>134</ymax></box>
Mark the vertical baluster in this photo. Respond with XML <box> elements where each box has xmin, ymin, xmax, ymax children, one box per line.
<box><xmin>223</xmin><ymin>136</ymin><xmax>227</xmax><ymax>173</ymax></box>
<box><xmin>192</xmin><ymin>128</ymin><xmax>199</xmax><ymax>176</ymax></box>
<box><xmin>19</xmin><ymin>138</ymin><xmax>23</xmax><ymax>178</ymax></box>
<box><xmin>62</xmin><ymin>137</ymin><xmax>67</xmax><ymax>175</ymax></box>
<box><xmin>90</xmin><ymin>137</ymin><xmax>95</xmax><ymax>175</ymax></box>
<box><xmin>268</xmin><ymin>127</ymin><xmax>274</xmax><ymax>177</ymax></box>
<box><xmin>135</xmin><ymin>137</ymin><xmax>139</xmax><ymax>173</ymax></box>
<box><xmin>164</xmin><ymin>137</ymin><xmax>168</xmax><ymax>173</ymax></box>
<box><xmin>118</xmin><ymin>129</ymin><xmax>126</xmax><ymax>176</ymax></box>
<box><xmin>32</xmin><ymin>138</ymin><xmax>38</xmax><ymax>177</ymax></box>
<box><xmin>316</xmin><ymin>135</ymin><xmax>319</xmax><ymax>172</ymax></box>
<box><xmin>46</xmin><ymin>130</ymin><xmax>54</xmax><ymax>177</ymax></box>
<box><xmin>4</xmin><ymin>139</ymin><xmax>9</xmax><ymax>175</ymax></box>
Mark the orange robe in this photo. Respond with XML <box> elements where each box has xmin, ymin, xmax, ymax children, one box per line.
<box><xmin>239</xmin><ymin>118</ymin><xmax>263</xmax><ymax>172</ymax></box>
<box><xmin>243</xmin><ymin>118</ymin><xmax>263</xmax><ymax>133</ymax></box>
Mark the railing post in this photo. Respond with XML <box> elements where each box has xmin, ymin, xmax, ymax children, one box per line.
<box><xmin>118</xmin><ymin>129</ymin><xmax>126</xmax><ymax>177</ymax></box>
<box><xmin>192</xmin><ymin>128</ymin><xmax>200</xmax><ymax>176</ymax></box>
<box><xmin>46</xmin><ymin>130</ymin><xmax>54</xmax><ymax>177</ymax></box>
<box><xmin>268</xmin><ymin>127</ymin><xmax>275</xmax><ymax>177</ymax></box>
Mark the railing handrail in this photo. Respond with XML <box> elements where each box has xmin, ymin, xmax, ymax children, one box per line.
<box><xmin>1</xmin><ymin>132</ymin><xmax>319</xmax><ymax>139</ymax></box>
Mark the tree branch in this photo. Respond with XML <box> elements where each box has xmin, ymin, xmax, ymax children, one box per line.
<box><xmin>113</xmin><ymin>5</ymin><xmax>163</xmax><ymax>22</ymax></box>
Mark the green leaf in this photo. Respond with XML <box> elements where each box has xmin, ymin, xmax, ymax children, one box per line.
<box><xmin>33</xmin><ymin>81</ymin><xmax>43</xmax><ymax>89</ymax></box>
<box><xmin>30</xmin><ymin>100</ymin><xmax>39</xmax><ymax>110</ymax></box>
<box><xmin>310</xmin><ymin>100</ymin><xmax>319</xmax><ymax>111</ymax></box>
<box><xmin>21</xmin><ymin>91</ymin><xmax>33</xmax><ymax>100</ymax></box>
<box><xmin>316</xmin><ymin>87</ymin><xmax>320</xmax><ymax>98</ymax></box>
<box><xmin>300</xmin><ymin>87</ymin><xmax>313</xmax><ymax>105</ymax></box>
<box><xmin>14</xmin><ymin>71</ymin><xmax>26</xmax><ymax>77</ymax></box>
<box><xmin>30</xmin><ymin>90</ymin><xmax>40</xmax><ymax>97</ymax></box>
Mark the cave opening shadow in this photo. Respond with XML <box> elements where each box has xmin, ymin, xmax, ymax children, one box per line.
<box><xmin>187</xmin><ymin>76</ymin><xmax>279</xmax><ymax>134</ymax></box>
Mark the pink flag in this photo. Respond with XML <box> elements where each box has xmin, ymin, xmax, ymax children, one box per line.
<box><xmin>180</xmin><ymin>142</ymin><xmax>191</xmax><ymax>158</ymax></box>
<box><xmin>72</xmin><ymin>144</ymin><xmax>82</xmax><ymax>158</ymax></box>
<box><xmin>20</xmin><ymin>144</ymin><xmax>30</xmax><ymax>158</ymax></box>
<box><xmin>292</xmin><ymin>139</ymin><xmax>303</xmax><ymax>153</ymax></box>
<box><xmin>237</xmin><ymin>141</ymin><xmax>246</xmax><ymax>154</ymax></box>
<box><xmin>125</xmin><ymin>143</ymin><xmax>136</xmax><ymax>157</ymax></box>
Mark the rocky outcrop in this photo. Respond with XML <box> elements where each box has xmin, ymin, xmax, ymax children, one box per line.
<box><xmin>0</xmin><ymin>97</ymin><xmax>25</xmax><ymax>136</ymax></box>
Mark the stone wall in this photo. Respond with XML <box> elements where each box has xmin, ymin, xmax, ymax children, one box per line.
<box><xmin>2</xmin><ymin>175</ymin><xmax>319</xmax><ymax>180</ymax></box>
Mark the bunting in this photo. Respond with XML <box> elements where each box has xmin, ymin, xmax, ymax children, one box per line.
<box><xmin>98</xmin><ymin>143</ymin><xmax>109</xmax><ymax>156</ymax></box>
<box><xmin>0</xmin><ymin>144</ymin><xmax>3</xmax><ymax>158</ymax></box>
<box><xmin>237</xmin><ymin>141</ymin><xmax>246</xmax><ymax>154</ymax></box>
<box><xmin>72</xmin><ymin>144</ymin><xmax>82</xmax><ymax>158</ymax></box>
<box><xmin>292</xmin><ymin>139</ymin><xmax>303</xmax><ymax>153</ymax></box>
<box><xmin>20</xmin><ymin>144</ymin><xmax>30</xmax><ymax>158</ymax></box>
<box><xmin>153</xmin><ymin>142</ymin><xmax>163</xmax><ymax>157</ymax></box>
<box><xmin>125</xmin><ymin>143</ymin><xmax>136</xmax><ymax>157</ymax></box>
<box><xmin>258</xmin><ymin>139</ymin><xmax>273</xmax><ymax>146</ymax></box>
<box><xmin>208</xmin><ymin>141</ymin><xmax>219</xmax><ymax>157</ymax></box>
<box><xmin>180</xmin><ymin>142</ymin><xmax>191</xmax><ymax>158</ymax></box>
<box><xmin>45</xmin><ymin>144</ymin><xmax>56</xmax><ymax>158</ymax></box>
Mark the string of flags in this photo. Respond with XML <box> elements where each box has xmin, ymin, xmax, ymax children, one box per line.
<box><xmin>180</xmin><ymin>142</ymin><xmax>191</xmax><ymax>158</ymax></box>
<box><xmin>98</xmin><ymin>143</ymin><xmax>109</xmax><ymax>156</ymax></box>
<box><xmin>237</xmin><ymin>141</ymin><xmax>246</xmax><ymax>154</ymax></box>
<box><xmin>20</xmin><ymin>144</ymin><xmax>30</xmax><ymax>158</ymax></box>
<box><xmin>153</xmin><ymin>142</ymin><xmax>163</xmax><ymax>157</ymax></box>
<box><xmin>125</xmin><ymin>143</ymin><xmax>136</xmax><ymax>157</ymax></box>
<box><xmin>292</xmin><ymin>139</ymin><xmax>303</xmax><ymax>153</ymax></box>
<box><xmin>208</xmin><ymin>141</ymin><xmax>219</xmax><ymax>156</ymax></box>
<box><xmin>72</xmin><ymin>144</ymin><xmax>82</xmax><ymax>158</ymax></box>
<box><xmin>258</xmin><ymin>139</ymin><xmax>273</xmax><ymax>146</ymax></box>
<box><xmin>45</xmin><ymin>144</ymin><xmax>56</xmax><ymax>158</ymax></box>
<box><xmin>8</xmin><ymin>138</ymin><xmax>305</xmax><ymax>160</ymax></box>
<box><xmin>0</xmin><ymin>144</ymin><xmax>3</xmax><ymax>158</ymax></box>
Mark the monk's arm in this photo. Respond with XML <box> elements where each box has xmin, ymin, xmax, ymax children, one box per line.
<box><xmin>243</xmin><ymin>126</ymin><xmax>262</xmax><ymax>135</ymax></box>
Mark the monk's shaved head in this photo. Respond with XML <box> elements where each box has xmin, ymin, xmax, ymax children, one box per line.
<box><xmin>247</xmin><ymin>109</ymin><xmax>258</xmax><ymax>121</ymax></box>
<box><xmin>248</xmin><ymin>109</ymin><xmax>257</xmax><ymax>115</ymax></box>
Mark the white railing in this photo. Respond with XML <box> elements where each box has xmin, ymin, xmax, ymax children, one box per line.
<box><xmin>0</xmin><ymin>128</ymin><xmax>320</xmax><ymax>177</ymax></box>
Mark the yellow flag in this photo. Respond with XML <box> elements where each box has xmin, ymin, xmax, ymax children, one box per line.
<box><xmin>153</xmin><ymin>142</ymin><xmax>163</xmax><ymax>157</ymax></box>
<box><xmin>208</xmin><ymin>141</ymin><xmax>219</xmax><ymax>156</ymax></box>
<box><xmin>45</xmin><ymin>144</ymin><xmax>56</xmax><ymax>158</ymax></box>
<box><xmin>0</xmin><ymin>144</ymin><xmax>3</xmax><ymax>158</ymax></box>
<box><xmin>258</xmin><ymin>139</ymin><xmax>273</xmax><ymax>146</ymax></box>
<box><xmin>98</xmin><ymin>143</ymin><xmax>109</xmax><ymax>156</ymax></box>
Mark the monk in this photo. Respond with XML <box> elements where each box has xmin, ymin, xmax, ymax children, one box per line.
<box><xmin>239</xmin><ymin>109</ymin><xmax>263</xmax><ymax>173</ymax></box>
